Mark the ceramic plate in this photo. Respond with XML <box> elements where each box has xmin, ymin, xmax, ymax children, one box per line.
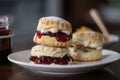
<box><xmin>0</xmin><ymin>33</ymin><xmax>14</xmax><ymax>38</ymax></box>
<box><xmin>8</xmin><ymin>49</ymin><xmax>120</xmax><ymax>74</ymax></box>
<box><xmin>104</xmin><ymin>34</ymin><xmax>119</xmax><ymax>44</ymax></box>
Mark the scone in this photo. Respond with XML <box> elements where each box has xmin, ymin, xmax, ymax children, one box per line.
<box><xmin>33</xmin><ymin>16</ymin><xmax>72</xmax><ymax>47</ymax></box>
<box><xmin>71</xmin><ymin>29</ymin><xmax>104</xmax><ymax>61</ymax></box>
<box><xmin>30</xmin><ymin>45</ymin><xmax>73</xmax><ymax>65</ymax></box>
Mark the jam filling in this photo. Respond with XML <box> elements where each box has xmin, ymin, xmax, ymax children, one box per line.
<box><xmin>0</xmin><ymin>27</ymin><xmax>11</xmax><ymax>36</ymax></box>
<box><xmin>36</xmin><ymin>30</ymin><xmax>72</xmax><ymax>42</ymax></box>
<box><xmin>30</xmin><ymin>55</ymin><xmax>73</xmax><ymax>65</ymax></box>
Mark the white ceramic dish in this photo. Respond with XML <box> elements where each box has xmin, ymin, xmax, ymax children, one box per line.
<box><xmin>8</xmin><ymin>49</ymin><xmax>120</xmax><ymax>74</ymax></box>
<box><xmin>0</xmin><ymin>33</ymin><xmax>14</xmax><ymax>38</ymax></box>
<box><xmin>104</xmin><ymin>34</ymin><xmax>119</xmax><ymax>44</ymax></box>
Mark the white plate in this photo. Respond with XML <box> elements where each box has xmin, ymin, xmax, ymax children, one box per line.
<box><xmin>8</xmin><ymin>49</ymin><xmax>120</xmax><ymax>74</ymax></box>
<box><xmin>104</xmin><ymin>34</ymin><xmax>119</xmax><ymax>44</ymax></box>
<box><xmin>0</xmin><ymin>33</ymin><xmax>14</xmax><ymax>38</ymax></box>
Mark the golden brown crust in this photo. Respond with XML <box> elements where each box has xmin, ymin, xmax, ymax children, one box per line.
<box><xmin>76</xmin><ymin>26</ymin><xmax>93</xmax><ymax>32</ymax></box>
<box><xmin>73</xmin><ymin>53</ymin><xmax>102</xmax><ymax>62</ymax></box>
<box><xmin>33</xmin><ymin>34</ymin><xmax>72</xmax><ymax>47</ymax></box>
<box><xmin>73</xmin><ymin>31</ymin><xmax>103</xmax><ymax>42</ymax></box>
<box><xmin>72</xmin><ymin>31</ymin><xmax>104</xmax><ymax>49</ymax></box>
<box><xmin>70</xmin><ymin>48</ymin><xmax>102</xmax><ymax>62</ymax></box>
<box><xmin>31</xmin><ymin>45</ymin><xmax>70</xmax><ymax>58</ymax></box>
<box><xmin>71</xmin><ymin>28</ymin><xmax>103</xmax><ymax>62</ymax></box>
<box><xmin>74</xmin><ymin>26</ymin><xmax>103</xmax><ymax>42</ymax></box>
<box><xmin>37</xmin><ymin>16</ymin><xmax>72</xmax><ymax>32</ymax></box>
<box><xmin>74</xmin><ymin>57</ymin><xmax>102</xmax><ymax>62</ymax></box>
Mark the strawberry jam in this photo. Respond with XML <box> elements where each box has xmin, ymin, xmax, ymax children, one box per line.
<box><xmin>30</xmin><ymin>55</ymin><xmax>73</xmax><ymax>65</ymax></box>
<box><xmin>0</xmin><ymin>27</ymin><xmax>11</xmax><ymax>36</ymax></box>
<box><xmin>36</xmin><ymin>30</ymin><xmax>72</xmax><ymax>42</ymax></box>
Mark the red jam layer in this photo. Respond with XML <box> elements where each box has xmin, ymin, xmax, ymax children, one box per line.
<box><xmin>30</xmin><ymin>55</ymin><xmax>73</xmax><ymax>65</ymax></box>
<box><xmin>0</xmin><ymin>27</ymin><xmax>11</xmax><ymax>36</ymax></box>
<box><xmin>36</xmin><ymin>31</ymin><xmax>72</xmax><ymax>42</ymax></box>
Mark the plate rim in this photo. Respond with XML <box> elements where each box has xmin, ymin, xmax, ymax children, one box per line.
<box><xmin>0</xmin><ymin>33</ymin><xmax>14</xmax><ymax>38</ymax></box>
<box><xmin>104</xmin><ymin>34</ymin><xmax>119</xmax><ymax>44</ymax></box>
<box><xmin>8</xmin><ymin>49</ymin><xmax>120</xmax><ymax>69</ymax></box>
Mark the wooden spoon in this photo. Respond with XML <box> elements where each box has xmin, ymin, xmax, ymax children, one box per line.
<box><xmin>89</xmin><ymin>8</ymin><xmax>110</xmax><ymax>41</ymax></box>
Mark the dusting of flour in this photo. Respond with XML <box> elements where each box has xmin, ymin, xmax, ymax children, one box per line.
<box><xmin>42</xmin><ymin>16</ymin><xmax>71</xmax><ymax>25</ymax></box>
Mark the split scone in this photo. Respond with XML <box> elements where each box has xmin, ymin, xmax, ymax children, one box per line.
<box><xmin>71</xmin><ymin>29</ymin><xmax>104</xmax><ymax>62</ymax></box>
<box><xmin>30</xmin><ymin>45</ymin><xmax>73</xmax><ymax>65</ymax></box>
<box><xmin>33</xmin><ymin>16</ymin><xmax>72</xmax><ymax>47</ymax></box>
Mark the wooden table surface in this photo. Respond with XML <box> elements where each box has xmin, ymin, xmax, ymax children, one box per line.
<box><xmin>0</xmin><ymin>59</ymin><xmax>119</xmax><ymax>80</ymax></box>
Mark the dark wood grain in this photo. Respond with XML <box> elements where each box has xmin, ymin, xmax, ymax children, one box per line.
<box><xmin>0</xmin><ymin>61</ymin><xmax>120</xmax><ymax>80</ymax></box>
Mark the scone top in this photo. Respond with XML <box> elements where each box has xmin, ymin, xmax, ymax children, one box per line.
<box><xmin>36</xmin><ymin>16</ymin><xmax>72</xmax><ymax>34</ymax></box>
<box><xmin>73</xmin><ymin>30</ymin><xmax>104</xmax><ymax>49</ymax></box>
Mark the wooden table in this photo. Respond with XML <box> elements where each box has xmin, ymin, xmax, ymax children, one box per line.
<box><xmin>0</xmin><ymin>60</ymin><xmax>120</xmax><ymax>80</ymax></box>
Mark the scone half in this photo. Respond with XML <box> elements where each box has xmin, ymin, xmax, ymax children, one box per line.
<box><xmin>33</xmin><ymin>16</ymin><xmax>72</xmax><ymax>47</ymax></box>
<box><xmin>71</xmin><ymin>30</ymin><xmax>104</xmax><ymax>62</ymax></box>
<box><xmin>70</xmin><ymin>46</ymin><xmax>102</xmax><ymax>62</ymax></box>
<box><xmin>30</xmin><ymin>45</ymin><xmax>73</xmax><ymax>65</ymax></box>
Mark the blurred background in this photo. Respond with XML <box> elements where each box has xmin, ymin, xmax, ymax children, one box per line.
<box><xmin>0</xmin><ymin>0</ymin><xmax>120</xmax><ymax>52</ymax></box>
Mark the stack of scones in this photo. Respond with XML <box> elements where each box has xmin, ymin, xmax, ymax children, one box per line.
<box><xmin>30</xmin><ymin>16</ymin><xmax>73</xmax><ymax>65</ymax></box>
